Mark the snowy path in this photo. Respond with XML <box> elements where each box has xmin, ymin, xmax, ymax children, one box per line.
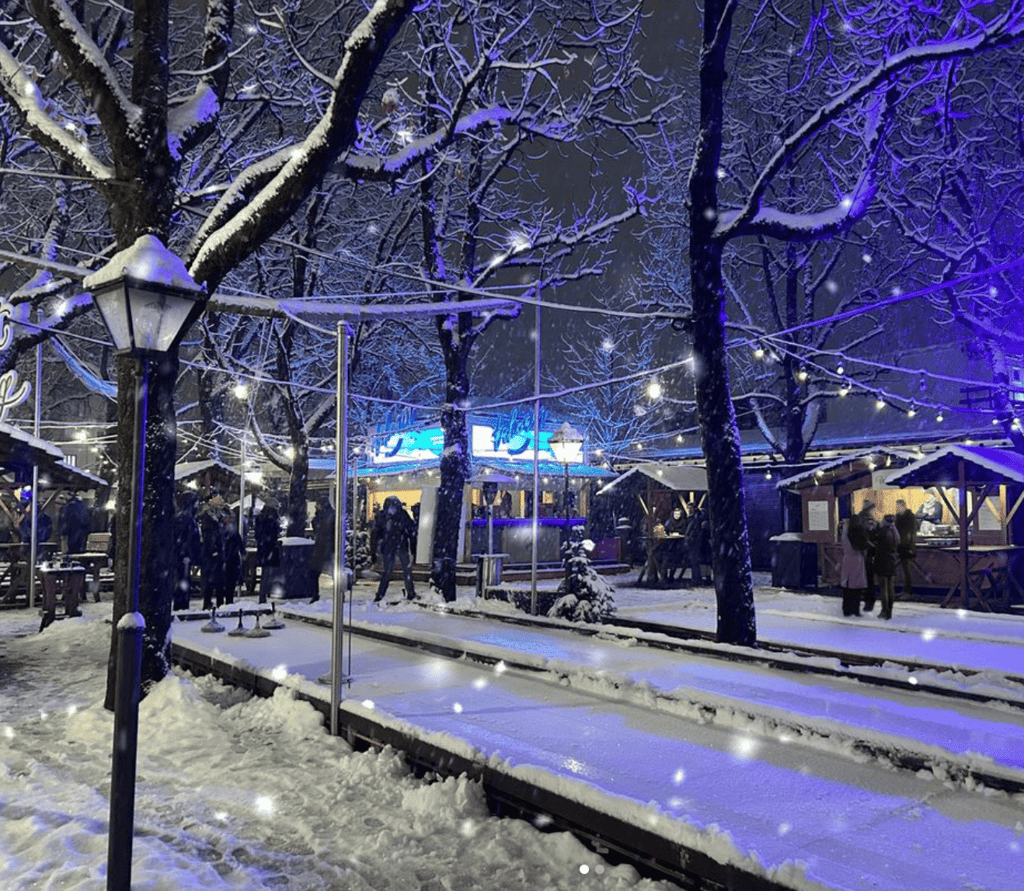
<box><xmin>285</xmin><ymin>600</ymin><xmax>1024</xmax><ymax>774</ymax></box>
<box><xmin>615</xmin><ymin>595</ymin><xmax>1024</xmax><ymax>675</ymax></box>
<box><xmin>171</xmin><ymin>604</ymin><xmax>1024</xmax><ymax>891</ymax></box>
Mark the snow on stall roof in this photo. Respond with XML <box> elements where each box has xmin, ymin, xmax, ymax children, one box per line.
<box><xmin>886</xmin><ymin>444</ymin><xmax>1024</xmax><ymax>487</ymax></box>
<box><xmin>774</xmin><ymin>447</ymin><xmax>919</xmax><ymax>490</ymax></box>
<box><xmin>82</xmin><ymin>234</ymin><xmax>204</xmax><ymax>293</ymax></box>
<box><xmin>174</xmin><ymin>458</ymin><xmax>242</xmax><ymax>481</ymax></box>
<box><xmin>0</xmin><ymin>421</ymin><xmax>66</xmax><ymax>461</ymax></box>
<box><xmin>596</xmin><ymin>462</ymin><xmax>708</xmax><ymax>496</ymax></box>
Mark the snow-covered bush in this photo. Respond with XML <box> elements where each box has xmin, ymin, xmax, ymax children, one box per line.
<box><xmin>547</xmin><ymin>530</ymin><xmax>616</xmax><ymax>623</ymax></box>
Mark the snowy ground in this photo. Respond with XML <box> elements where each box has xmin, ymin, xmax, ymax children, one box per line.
<box><xmin>2</xmin><ymin>573</ymin><xmax>1023</xmax><ymax>890</ymax></box>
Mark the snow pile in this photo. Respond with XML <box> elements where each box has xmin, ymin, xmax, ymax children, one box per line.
<box><xmin>0</xmin><ymin>612</ymin><xmax>676</xmax><ymax>891</ymax></box>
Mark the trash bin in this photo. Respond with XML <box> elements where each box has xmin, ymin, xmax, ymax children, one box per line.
<box><xmin>769</xmin><ymin>534</ymin><xmax>819</xmax><ymax>589</ymax></box>
<box><xmin>271</xmin><ymin>537</ymin><xmax>318</xmax><ymax>599</ymax></box>
<box><xmin>475</xmin><ymin>552</ymin><xmax>508</xmax><ymax>598</ymax></box>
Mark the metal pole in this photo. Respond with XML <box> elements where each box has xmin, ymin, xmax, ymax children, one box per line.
<box><xmin>530</xmin><ymin>293</ymin><xmax>541</xmax><ymax>616</ymax></box>
<box><xmin>238</xmin><ymin>433</ymin><xmax>246</xmax><ymax>535</ymax></box>
<box><xmin>28</xmin><ymin>343</ymin><xmax>42</xmax><ymax>608</ymax></box>
<box><xmin>107</xmin><ymin>357</ymin><xmax>148</xmax><ymax>891</ymax></box>
<box><xmin>330</xmin><ymin>322</ymin><xmax>350</xmax><ymax>735</ymax></box>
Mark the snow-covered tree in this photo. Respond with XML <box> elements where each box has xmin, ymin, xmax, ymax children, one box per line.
<box><xmin>355</xmin><ymin>1</ymin><xmax>656</xmax><ymax>601</ymax></box>
<box><xmin>0</xmin><ymin>0</ymin><xmax>455</xmax><ymax>704</ymax></box>
<box><xmin>681</xmin><ymin>1</ymin><xmax>1024</xmax><ymax>646</ymax></box>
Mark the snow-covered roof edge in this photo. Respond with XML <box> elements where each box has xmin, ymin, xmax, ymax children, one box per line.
<box><xmin>775</xmin><ymin>447</ymin><xmax>920</xmax><ymax>491</ymax></box>
<box><xmin>885</xmin><ymin>444</ymin><xmax>1024</xmax><ymax>487</ymax></box>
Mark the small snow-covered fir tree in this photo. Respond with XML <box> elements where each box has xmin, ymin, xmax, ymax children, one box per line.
<box><xmin>548</xmin><ymin>528</ymin><xmax>616</xmax><ymax>623</ymax></box>
<box><xmin>347</xmin><ymin>524</ymin><xmax>373</xmax><ymax>575</ymax></box>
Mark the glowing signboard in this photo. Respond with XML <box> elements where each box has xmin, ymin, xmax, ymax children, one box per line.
<box><xmin>371</xmin><ymin>422</ymin><xmax>564</xmax><ymax>464</ymax></box>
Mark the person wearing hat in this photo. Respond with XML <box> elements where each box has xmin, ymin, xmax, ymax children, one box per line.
<box><xmin>373</xmin><ymin>495</ymin><xmax>416</xmax><ymax>602</ymax></box>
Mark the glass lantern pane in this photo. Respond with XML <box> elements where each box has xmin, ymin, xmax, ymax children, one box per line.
<box><xmin>92</xmin><ymin>288</ymin><xmax>133</xmax><ymax>352</ymax></box>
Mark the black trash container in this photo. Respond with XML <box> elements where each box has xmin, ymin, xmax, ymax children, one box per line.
<box><xmin>770</xmin><ymin>534</ymin><xmax>819</xmax><ymax>589</ymax></box>
<box><xmin>271</xmin><ymin>537</ymin><xmax>318</xmax><ymax>599</ymax></box>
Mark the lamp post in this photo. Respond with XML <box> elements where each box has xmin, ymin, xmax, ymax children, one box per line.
<box><xmin>548</xmin><ymin>421</ymin><xmax>584</xmax><ymax>551</ymax></box>
<box><xmin>83</xmin><ymin>235</ymin><xmax>205</xmax><ymax>891</ymax></box>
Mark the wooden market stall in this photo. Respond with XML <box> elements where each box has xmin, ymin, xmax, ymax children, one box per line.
<box><xmin>0</xmin><ymin>422</ymin><xmax>107</xmax><ymax>607</ymax></box>
<box><xmin>777</xmin><ymin>444</ymin><xmax>1024</xmax><ymax>609</ymax></box>
<box><xmin>596</xmin><ymin>462</ymin><xmax>708</xmax><ymax>585</ymax></box>
<box><xmin>885</xmin><ymin>445</ymin><xmax>1024</xmax><ymax>611</ymax></box>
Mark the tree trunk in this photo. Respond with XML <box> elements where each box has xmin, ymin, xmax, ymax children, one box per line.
<box><xmin>431</xmin><ymin>350</ymin><xmax>471</xmax><ymax>602</ymax></box>
<box><xmin>104</xmin><ymin>352</ymin><xmax>179</xmax><ymax>709</ymax></box>
<box><xmin>689</xmin><ymin>0</ymin><xmax>756</xmax><ymax>647</ymax></box>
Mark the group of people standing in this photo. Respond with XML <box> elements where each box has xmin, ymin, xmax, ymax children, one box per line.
<box><xmin>172</xmin><ymin>494</ymin><xmax>248</xmax><ymax>611</ymax></box>
<box><xmin>839</xmin><ymin>498</ymin><xmax>917</xmax><ymax>619</ymax></box>
<box><xmin>172</xmin><ymin>494</ymin><xmax>287</xmax><ymax>611</ymax></box>
<box><xmin>661</xmin><ymin>501</ymin><xmax>712</xmax><ymax>585</ymax></box>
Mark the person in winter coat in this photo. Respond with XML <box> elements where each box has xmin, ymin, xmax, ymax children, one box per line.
<box><xmin>58</xmin><ymin>493</ymin><xmax>91</xmax><ymax>555</ymax></box>
<box><xmin>873</xmin><ymin>514</ymin><xmax>900</xmax><ymax>620</ymax></box>
<box><xmin>172</xmin><ymin>496</ymin><xmax>202</xmax><ymax>610</ymax></box>
<box><xmin>684</xmin><ymin>504</ymin><xmax>708</xmax><ymax>586</ymax></box>
<box><xmin>894</xmin><ymin>498</ymin><xmax>917</xmax><ymax>598</ymax></box>
<box><xmin>662</xmin><ymin>505</ymin><xmax>688</xmax><ymax>581</ymax></box>
<box><xmin>373</xmin><ymin>495</ymin><xmax>416</xmax><ymax>602</ymax></box>
<box><xmin>199</xmin><ymin>498</ymin><xmax>226</xmax><ymax>610</ymax></box>
<box><xmin>839</xmin><ymin>517</ymin><xmax>867</xmax><ymax>616</ymax></box>
<box><xmin>221</xmin><ymin>514</ymin><xmax>244</xmax><ymax>605</ymax></box>
<box><xmin>309</xmin><ymin>497</ymin><xmax>335</xmax><ymax>579</ymax></box>
<box><xmin>255</xmin><ymin>500</ymin><xmax>282</xmax><ymax>602</ymax></box>
<box><xmin>19</xmin><ymin>501</ymin><xmax>53</xmax><ymax>547</ymax></box>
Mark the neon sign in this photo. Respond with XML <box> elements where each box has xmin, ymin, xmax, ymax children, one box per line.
<box><xmin>371</xmin><ymin>421</ymin><xmax>564</xmax><ymax>464</ymax></box>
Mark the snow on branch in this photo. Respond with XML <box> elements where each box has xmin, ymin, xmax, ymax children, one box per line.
<box><xmin>167</xmin><ymin>0</ymin><xmax>234</xmax><ymax>159</ymax></box>
<box><xmin>718</xmin><ymin>12</ymin><xmax>1024</xmax><ymax>242</ymax></box>
<box><xmin>343</xmin><ymin>105</ymin><xmax>516</xmax><ymax>180</ymax></box>
<box><xmin>187</xmin><ymin>0</ymin><xmax>416</xmax><ymax>289</ymax></box>
<box><xmin>0</xmin><ymin>44</ymin><xmax>112</xmax><ymax>182</ymax></box>
<box><xmin>26</xmin><ymin>0</ymin><xmax>137</xmax><ymax>150</ymax></box>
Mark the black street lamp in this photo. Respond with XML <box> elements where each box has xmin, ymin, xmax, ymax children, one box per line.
<box><xmin>548</xmin><ymin>421</ymin><xmax>584</xmax><ymax>546</ymax></box>
<box><xmin>84</xmin><ymin>235</ymin><xmax>205</xmax><ymax>891</ymax></box>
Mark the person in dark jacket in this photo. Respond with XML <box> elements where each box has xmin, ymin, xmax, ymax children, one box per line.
<box><xmin>873</xmin><ymin>514</ymin><xmax>900</xmax><ymax>620</ymax></box>
<box><xmin>172</xmin><ymin>495</ymin><xmax>202</xmax><ymax>610</ymax></box>
<box><xmin>221</xmin><ymin>514</ymin><xmax>244</xmax><ymax>605</ymax></box>
<box><xmin>19</xmin><ymin>501</ymin><xmax>53</xmax><ymax>546</ymax></box>
<box><xmin>199</xmin><ymin>497</ymin><xmax>226</xmax><ymax>610</ymax></box>
<box><xmin>663</xmin><ymin>505</ymin><xmax>688</xmax><ymax>581</ymax></box>
<box><xmin>894</xmin><ymin>498</ymin><xmax>917</xmax><ymax>598</ymax></box>
<box><xmin>684</xmin><ymin>504</ymin><xmax>708</xmax><ymax>586</ymax></box>
<box><xmin>58</xmin><ymin>493</ymin><xmax>91</xmax><ymax>555</ymax></box>
<box><xmin>309</xmin><ymin>497</ymin><xmax>335</xmax><ymax>579</ymax></box>
<box><xmin>255</xmin><ymin>500</ymin><xmax>282</xmax><ymax>602</ymax></box>
<box><xmin>373</xmin><ymin>495</ymin><xmax>416</xmax><ymax>602</ymax></box>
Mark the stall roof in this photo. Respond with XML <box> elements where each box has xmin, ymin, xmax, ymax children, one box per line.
<box><xmin>175</xmin><ymin>458</ymin><xmax>242</xmax><ymax>482</ymax></box>
<box><xmin>775</xmin><ymin>447</ymin><xmax>919</xmax><ymax>491</ymax></box>
<box><xmin>0</xmin><ymin>423</ymin><xmax>107</xmax><ymax>489</ymax></box>
<box><xmin>596</xmin><ymin>462</ymin><xmax>708</xmax><ymax>497</ymax></box>
<box><xmin>885</xmin><ymin>445</ymin><xmax>1024</xmax><ymax>488</ymax></box>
